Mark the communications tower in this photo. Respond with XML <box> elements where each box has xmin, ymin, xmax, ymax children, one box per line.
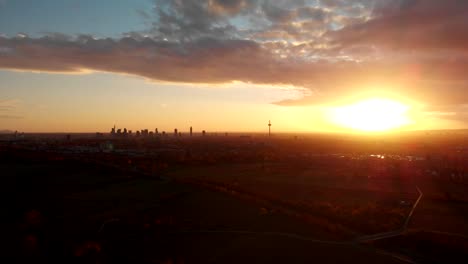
<box><xmin>268</xmin><ymin>120</ymin><xmax>272</xmax><ymax>137</ymax></box>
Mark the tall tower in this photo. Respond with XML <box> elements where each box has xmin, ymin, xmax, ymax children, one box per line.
<box><xmin>268</xmin><ymin>120</ymin><xmax>272</xmax><ymax>137</ymax></box>
<box><xmin>190</xmin><ymin>126</ymin><xmax>193</xmax><ymax>136</ymax></box>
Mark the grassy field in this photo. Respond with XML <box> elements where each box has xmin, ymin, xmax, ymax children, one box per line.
<box><xmin>409</xmin><ymin>198</ymin><xmax>468</xmax><ymax>236</ymax></box>
<box><xmin>370</xmin><ymin>230</ymin><xmax>468</xmax><ymax>263</ymax></box>
<box><xmin>144</xmin><ymin>232</ymin><xmax>403</xmax><ymax>264</ymax></box>
<box><xmin>4</xmin><ymin>155</ymin><xmax>407</xmax><ymax>263</ymax></box>
<box><xmin>167</xmin><ymin>162</ymin><xmax>418</xmax><ymax>235</ymax></box>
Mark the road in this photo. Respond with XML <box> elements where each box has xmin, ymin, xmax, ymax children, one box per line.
<box><xmin>98</xmin><ymin>185</ymin><xmax>425</xmax><ymax>263</ymax></box>
<box><xmin>172</xmin><ymin>230</ymin><xmax>416</xmax><ymax>263</ymax></box>
<box><xmin>356</xmin><ymin>185</ymin><xmax>424</xmax><ymax>242</ymax></box>
<box><xmin>180</xmin><ymin>185</ymin><xmax>424</xmax><ymax>263</ymax></box>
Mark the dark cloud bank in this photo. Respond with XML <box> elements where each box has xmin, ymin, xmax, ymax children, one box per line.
<box><xmin>1</xmin><ymin>0</ymin><xmax>468</xmax><ymax>119</ymax></box>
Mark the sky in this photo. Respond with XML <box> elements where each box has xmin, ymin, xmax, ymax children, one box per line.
<box><xmin>1</xmin><ymin>0</ymin><xmax>468</xmax><ymax>133</ymax></box>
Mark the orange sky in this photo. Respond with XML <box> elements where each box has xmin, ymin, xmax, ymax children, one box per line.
<box><xmin>1</xmin><ymin>1</ymin><xmax>468</xmax><ymax>132</ymax></box>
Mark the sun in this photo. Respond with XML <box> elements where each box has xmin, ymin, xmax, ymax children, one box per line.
<box><xmin>329</xmin><ymin>98</ymin><xmax>412</xmax><ymax>132</ymax></box>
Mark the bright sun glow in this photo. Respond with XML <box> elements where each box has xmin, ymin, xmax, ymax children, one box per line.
<box><xmin>329</xmin><ymin>98</ymin><xmax>412</xmax><ymax>132</ymax></box>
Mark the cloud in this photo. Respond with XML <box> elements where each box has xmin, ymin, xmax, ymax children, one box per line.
<box><xmin>3</xmin><ymin>33</ymin><xmax>468</xmax><ymax>107</ymax></box>
<box><xmin>207</xmin><ymin>0</ymin><xmax>255</xmax><ymax>15</ymax></box>
<box><xmin>0</xmin><ymin>99</ymin><xmax>21</xmax><ymax>111</ymax></box>
<box><xmin>0</xmin><ymin>114</ymin><xmax>23</xmax><ymax>119</ymax></box>
<box><xmin>0</xmin><ymin>99</ymin><xmax>23</xmax><ymax>119</ymax></box>
<box><xmin>0</xmin><ymin>34</ymin><xmax>378</xmax><ymax>88</ymax></box>
<box><xmin>421</xmin><ymin>104</ymin><xmax>468</xmax><ymax>124</ymax></box>
<box><xmin>0</xmin><ymin>35</ymin><xmax>277</xmax><ymax>83</ymax></box>
<box><xmin>328</xmin><ymin>0</ymin><xmax>468</xmax><ymax>52</ymax></box>
<box><xmin>146</xmin><ymin>0</ymin><xmax>252</xmax><ymax>41</ymax></box>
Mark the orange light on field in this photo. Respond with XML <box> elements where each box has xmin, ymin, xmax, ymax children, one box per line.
<box><xmin>328</xmin><ymin>98</ymin><xmax>413</xmax><ymax>132</ymax></box>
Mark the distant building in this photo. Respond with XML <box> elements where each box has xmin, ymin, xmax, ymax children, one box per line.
<box><xmin>174</xmin><ymin>128</ymin><xmax>178</xmax><ymax>136</ymax></box>
<box><xmin>202</xmin><ymin>130</ymin><xmax>206</xmax><ymax>136</ymax></box>
<box><xmin>100</xmin><ymin>141</ymin><xmax>114</xmax><ymax>153</ymax></box>
<box><xmin>190</xmin><ymin>126</ymin><xmax>193</xmax><ymax>136</ymax></box>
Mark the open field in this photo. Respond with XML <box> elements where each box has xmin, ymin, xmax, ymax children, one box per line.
<box><xmin>168</xmin><ymin>162</ymin><xmax>418</xmax><ymax>235</ymax></box>
<box><xmin>4</xmin><ymin>155</ymin><xmax>406</xmax><ymax>263</ymax></box>
<box><xmin>409</xmin><ymin>197</ymin><xmax>468</xmax><ymax>236</ymax></box>
<box><xmin>370</xmin><ymin>230</ymin><xmax>468</xmax><ymax>263</ymax></box>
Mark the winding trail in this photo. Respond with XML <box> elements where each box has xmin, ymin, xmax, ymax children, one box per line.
<box><xmin>356</xmin><ymin>186</ymin><xmax>423</xmax><ymax>242</ymax></box>
<box><xmin>168</xmin><ymin>186</ymin><xmax>425</xmax><ymax>263</ymax></box>
<box><xmin>174</xmin><ymin>185</ymin><xmax>425</xmax><ymax>245</ymax></box>
<box><xmin>98</xmin><ymin>185</ymin><xmax>425</xmax><ymax>263</ymax></box>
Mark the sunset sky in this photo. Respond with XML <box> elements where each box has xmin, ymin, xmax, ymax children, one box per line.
<box><xmin>1</xmin><ymin>0</ymin><xmax>468</xmax><ymax>133</ymax></box>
